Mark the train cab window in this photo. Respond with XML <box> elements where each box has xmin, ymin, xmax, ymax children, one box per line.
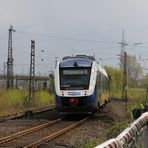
<box><xmin>60</xmin><ymin>68</ymin><xmax>91</xmax><ymax>90</ymax></box>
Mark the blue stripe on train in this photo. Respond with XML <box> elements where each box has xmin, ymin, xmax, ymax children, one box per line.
<box><xmin>87</xmin><ymin>91</ymin><xmax>96</xmax><ymax>104</ymax></box>
<box><xmin>55</xmin><ymin>95</ymin><xmax>61</xmax><ymax>104</ymax></box>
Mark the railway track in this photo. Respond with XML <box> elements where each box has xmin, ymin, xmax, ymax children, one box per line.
<box><xmin>0</xmin><ymin>118</ymin><xmax>62</xmax><ymax>147</ymax></box>
<box><xmin>24</xmin><ymin>116</ymin><xmax>90</xmax><ymax>148</ymax></box>
<box><xmin>23</xmin><ymin>110</ymin><xmax>118</xmax><ymax>148</ymax></box>
<box><xmin>0</xmin><ymin>114</ymin><xmax>90</xmax><ymax>148</ymax></box>
<box><xmin>0</xmin><ymin>103</ymin><xmax>119</xmax><ymax>148</ymax></box>
<box><xmin>0</xmin><ymin>106</ymin><xmax>54</xmax><ymax>122</ymax></box>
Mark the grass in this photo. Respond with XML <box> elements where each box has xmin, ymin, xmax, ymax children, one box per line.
<box><xmin>127</xmin><ymin>88</ymin><xmax>147</xmax><ymax>103</ymax></box>
<box><xmin>107</xmin><ymin>121</ymin><xmax>128</xmax><ymax>138</ymax></box>
<box><xmin>35</xmin><ymin>91</ymin><xmax>54</xmax><ymax>108</ymax></box>
<box><xmin>111</xmin><ymin>88</ymin><xmax>147</xmax><ymax>103</ymax></box>
<box><xmin>80</xmin><ymin>139</ymin><xmax>102</xmax><ymax>148</ymax></box>
<box><xmin>0</xmin><ymin>89</ymin><xmax>54</xmax><ymax>116</ymax></box>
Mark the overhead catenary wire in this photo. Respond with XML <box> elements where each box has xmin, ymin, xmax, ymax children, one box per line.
<box><xmin>1</xmin><ymin>28</ymin><xmax>147</xmax><ymax>76</ymax></box>
<box><xmin>15</xmin><ymin>30</ymin><xmax>118</xmax><ymax>44</ymax></box>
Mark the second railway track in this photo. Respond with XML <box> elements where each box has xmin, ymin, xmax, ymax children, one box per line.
<box><xmin>0</xmin><ymin>115</ymin><xmax>90</xmax><ymax>148</ymax></box>
<box><xmin>0</xmin><ymin>106</ymin><xmax>54</xmax><ymax>122</ymax></box>
<box><xmin>0</xmin><ymin>118</ymin><xmax>62</xmax><ymax>146</ymax></box>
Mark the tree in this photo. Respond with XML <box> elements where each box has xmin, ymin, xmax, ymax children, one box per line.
<box><xmin>119</xmin><ymin>53</ymin><xmax>143</xmax><ymax>87</ymax></box>
<box><xmin>139</xmin><ymin>74</ymin><xmax>148</xmax><ymax>88</ymax></box>
<box><xmin>105</xmin><ymin>66</ymin><xmax>122</xmax><ymax>96</ymax></box>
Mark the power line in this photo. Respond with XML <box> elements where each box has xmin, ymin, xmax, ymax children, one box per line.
<box><xmin>15</xmin><ymin>30</ymin><xmax>118</xmax><ymax>44</ymax></box>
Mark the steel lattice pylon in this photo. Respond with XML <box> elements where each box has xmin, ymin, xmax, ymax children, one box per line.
<box><xmin>7</xmin><ymin>26</ymin><xmax>15</xmax><ymax>88</ymax></box>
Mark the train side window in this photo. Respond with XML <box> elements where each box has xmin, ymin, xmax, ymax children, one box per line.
<box><xmin>102</xmin><ymin>75</ymin><xmax>105</xmax><ymax>92</ymax></box>
<box><xmin>98</xmin><ymin>72</ymin><xmax>101</xmax><ymax>90</ymax></box>
<box><xmin>101</xmin><ymin>74</ymin><xmax>105</xmax><ymax>91</ymax></box>
<box><xmin>106</xmin><ymin>79</ymin><xmax>109</xmax><ymax>91</ymax></box>
<box><xmin>105</xmin><ymin>79</ymin><xmax>107</xmax><ymax>91</ymax></box>
<box><xmin>102</xmin><ymin>75</ymin><xmax>108</xmax><ymax>92</ymax></box>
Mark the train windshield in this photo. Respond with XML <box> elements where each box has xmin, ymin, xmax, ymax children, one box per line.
<box><xmin>60</xmin><ymin>68</ymin><xmax>91</xmax><ymax>90</ymax></box>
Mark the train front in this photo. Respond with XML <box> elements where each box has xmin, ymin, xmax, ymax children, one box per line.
<box><xmin>54</xmin><ymin>58</ymin><xmax>97</xmax><ymax>114</ymax></box>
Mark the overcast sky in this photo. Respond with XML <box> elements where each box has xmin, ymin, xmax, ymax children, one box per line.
<box><xmin>0</xmin><ymin>0</ymin><xmax>148</xmax><ymax>75</ymax></box>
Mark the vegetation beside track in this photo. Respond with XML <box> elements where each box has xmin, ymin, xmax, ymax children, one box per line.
<box><xmin>80</xmin><ymin>139</ymin><xmax>102</xmax><ymax>148</ymax></box>
<box><xmin>35</xmin><ymin>91</ymin><xmax>54</xmax><ymax>108</ymax></box>
<box><xmin>88</xmin><ymin>66</ymin><xmax>147</xmax><ymax>148</ymax></box>
<box><xmin>0</xmin><ymin>65</ymin><xmax>147</xmax><ymax>147</ymax></box>
<box><xmin>0</xmin><ymin>89</ymin><xmax>54</xmax><ymax>116</ymax></box>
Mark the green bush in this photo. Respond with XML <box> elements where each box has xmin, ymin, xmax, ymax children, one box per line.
<box><xmin>127</xmin><ymin>103</ymin><xmax>144</xmax><ymax>120</ymax></box>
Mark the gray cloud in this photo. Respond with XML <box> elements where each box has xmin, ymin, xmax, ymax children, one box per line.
<box><xmin>0</xmin><ymin>0</ymin><xmax>148</xmax><ymax>74</ymax></box>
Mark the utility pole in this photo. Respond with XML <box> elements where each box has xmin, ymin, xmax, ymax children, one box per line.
<box><xmin>122</xmin><ymin>51</ymin><xmax>127</xmax><ymax>101</ymax></box>
<box><xmin>28</xmin><ymin>40</ymin><xmax>35</xmax><ymax>106</ymax></box>
<box><xmin>118</xmin><ymin>30</ymin><xmax>128</xmax><ymax>101</ymax></box>
<box><xmin>3</xmin><ymin>62</ymin><xmax>6</xmax><ymax>75</ymax></box>
<box><xmin>7</xmin><ymin>25</ymin><xmax>15</xmax><ymax>88</ymax></box>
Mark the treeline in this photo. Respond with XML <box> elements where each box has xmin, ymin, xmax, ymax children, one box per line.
<box><xmin>105</xmin><ymin>52</ymin><xmax>147</xmax><ymax>91</ymax></box>
<box><xmin>105</xmin><ymin>66</ymin><xmax>148</xmax><ymax>96</ymax></box>
<box><xmin>105</xmin><ymin>66</ymin><xmax>122</xmax><ymax>97</ymax></box>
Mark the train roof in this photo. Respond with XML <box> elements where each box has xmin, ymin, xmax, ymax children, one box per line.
<box><xmin>60</xmin><ymin>55</ymin><xmax>108</xmax><ymax>78</ymax></box>
<box><xmin>62</xmin><ymin>55</ymin><xmax>95</xmax><ymax>61</ymax></box>
<box><xmin>59</xmin><ymin>59</ymin><xmax>92</xmax><ymax>68</ymax></box>
<box><xmin>59</xmin><ymin>55</ymin><xmax>94</xmax><ymax>68</ymax></box>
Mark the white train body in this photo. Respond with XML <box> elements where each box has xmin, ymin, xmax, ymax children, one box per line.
<box><xmin>54</xmin><ymin>55</ymin><xmax>109</xmax><ymax>114</ymax></box>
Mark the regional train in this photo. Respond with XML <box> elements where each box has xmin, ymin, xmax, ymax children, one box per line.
<box><xmin>54</xmin><ymin>55</ymin><xmax>110</xmax><ymax>114</ymax></box>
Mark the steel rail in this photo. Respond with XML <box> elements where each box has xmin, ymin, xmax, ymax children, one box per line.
<box><xmin>24</xmin><ymin>116</ymin><xmax>90</xmax><ymax>148</ymax></box>
<box><xmin>0</xmin><ymin>106</ymin><xmax>54</xmax><ymax>122</ymax></box>
<box><xmin>0</xmin><ymin>118</ymin><xmax>62</xmax><ymax>145</ymax></box>
<box><xmin>30</xmin><ymin>105</ymin><xmax>54</xmax><ymax>114</ymax></box>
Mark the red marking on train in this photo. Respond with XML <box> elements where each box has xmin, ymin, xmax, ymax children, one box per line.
<box><xmin>69</xmin><ymin>98</ymin><xmax>78</xmax><ymax>105</ymax></box>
